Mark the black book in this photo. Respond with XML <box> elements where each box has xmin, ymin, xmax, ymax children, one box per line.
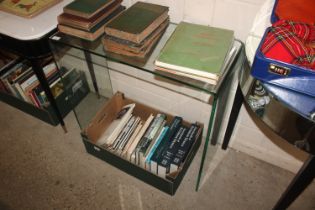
<box><xmin>157</xmin><ymin>125</ymin><xmax>188</xmax><ymax>178</ymax></box>
<box><xmin>169</xmin><ymin>124</ymin><xmax>200</xmax><ymax>173</ymax></box>
<box><xmin>150</xmin><ymin>116</ymin><xmax>182</xmax><ymax>174</ymax></box>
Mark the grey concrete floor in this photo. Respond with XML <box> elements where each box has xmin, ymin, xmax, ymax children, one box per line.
<box><xmin>0</xmin><ymin>101</ymin><xmax>314</xmax><ymax>210</ymax></box>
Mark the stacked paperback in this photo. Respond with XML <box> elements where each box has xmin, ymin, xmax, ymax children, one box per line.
<box><xmin>95</xmin><ymin>102</ymin><xmax>201</xmax><ymax>178</ymax></box>
<box><xmin>58</xmin><ymin>0</ymin><xmax>125</xmax><ymax>41</ymax></box>
<box><xmin>103</xmin><ymin>1</ymin><xmax>169</xmax><ymax>59</ymax></box>
<box><xmin>155</xmin><ymin>22</ymin><xmax>235</xmax><ymax>86</ymax></box>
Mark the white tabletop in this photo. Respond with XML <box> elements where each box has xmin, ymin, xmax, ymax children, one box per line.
<box><xmin>245</xmin><ymin>0</ymin><xmax>275</xmax><ymax>65</ymax></box>
<box><xmin>0</xmin><ymin>0</ymin><xmax>72</xmax><ymax>41</ymax></box>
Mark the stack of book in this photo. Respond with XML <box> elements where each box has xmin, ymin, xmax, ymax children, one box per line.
<box><xmin>155</xmin><ymin>22</ymin><xmax>235</xmax><ymax>86</ymax></box>
<box><xmin>58</xmin><ymin>0</ymin><xmax>125</xmax><ymax>41</ymax></box>
<box><xmin>95</xmin><ymin>102</ymin><xmax>201</xmax><ymax>178</ymax></box>
<box><xmin>0</xmin><ymin>59</ymin><xmax>80</xmax><ymax>108</ymax></box>
<box><xmin>103</xmin><ymin>1</ymin><xmax>169</xmax><ymax>59</ymax></box>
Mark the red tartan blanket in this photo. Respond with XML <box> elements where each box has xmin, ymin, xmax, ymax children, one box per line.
<box><xmin>261</xmin><ymin>20</ymin><xmax>315</xmax><ymax>70</ymax></box>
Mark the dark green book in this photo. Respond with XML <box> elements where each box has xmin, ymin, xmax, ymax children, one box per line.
<box><xmin>64</xmin><ymin>0</ymin><xmax>115</xmax><ymax>19</ymax></box>
<box><xmin>59</xmin><ymin>6</ymin><xmax>125</xmax><ymax>41</ymax></box>
<box><xmin>104</xmin><ymin>1</ymin><xmax>169</xmax><ymax>44</ymax></box>
<box><xmin>155</xmin><ymin>22</ymin><xmax>234</xmax><ymax>83</ymax></box>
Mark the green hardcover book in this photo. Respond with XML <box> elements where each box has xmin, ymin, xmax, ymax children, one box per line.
<box><xmin>155</xmin><ymin>22</ymin><xmax>234</xmax><ymax>82</ymax></box>
<box><xmin>63</xmin><ymin>0</ymin><xmax>115</xmax><ymax>19</ymax></box>
<box><xmin>104</xmin><ymin>1</ymin><xmax>169</xmax><ymax>44</ymax></box>
<box><xmin>59</xmin><ymin>6</ymin><xmax>125</xmax><ymax>41</ymax></box>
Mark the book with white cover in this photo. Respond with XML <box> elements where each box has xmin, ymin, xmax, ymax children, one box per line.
<box><xmin>120</xmin><ymin>120</ymin><xmax>143</xmax><ymax>158</ymax></box>
<box><xmin>95</xmin><ymin>103</ymin><xmax>135</xmax><ymax>147</ymax></box>
<box><xmin>128</xmin><ymin>114</ymin><xmax>154</xmax><ymax>163</ymax></box>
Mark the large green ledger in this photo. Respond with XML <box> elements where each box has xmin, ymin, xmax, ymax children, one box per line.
<box><xmin>156</xmin><ymin>22</ymin><xmax>234</xmax><ymax>79</ymax></box>
<box><xmin>106</xmin><ymin>1</ymin><xmax>168</xmax><ymax>34</ymax></box>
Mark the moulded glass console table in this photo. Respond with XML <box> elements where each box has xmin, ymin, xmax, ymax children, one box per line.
<box><xmin>0</xmin><ymin>0</ymin><xmax>72</xmax><ymax>130</ymax></box>
<box><xmin>49</xmin><ymin>23</ymin><xmax>245</xmax><ymax>194</ymax></box>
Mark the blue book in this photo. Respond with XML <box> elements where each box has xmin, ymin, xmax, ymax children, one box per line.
<box><xmin>144</xmin><ymin>126</ymin><xmax>169</xmax><ymax>169</ymax></box>
<box><xmin>169</xmin><ymin>124</ymin><xmax>200</xmax><ymax>173</ymax></box>
<box><xmin>150</xmin><ymin>116</ymin><xmax>182</xmax><ymax>174</ymax></box>
<box><xmin>157</xmin><ymin>125</ymin><xmax>188</xmax><ymax>177</ymax></box>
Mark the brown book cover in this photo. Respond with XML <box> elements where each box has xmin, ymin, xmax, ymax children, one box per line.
<box><xmin>103</xmin><ymin>18</ymin><xmax>169</xmax><ymax>54</ymax></box>
<box><xmin>63</xmin><ymin>0</ymin><xmax>115</xmax><ymax>19</ymax></box>
<box><xmin>58</xmin><ymin>6</ymin><xmax>125</xmax><ymax>41</ymax></box>
<box><xmin>104</xmin><ymin>2</ymin><xmax>169</xmax><ymax>44</ymax></box>
<box><xmin>103</xmin><ymin>24</ymin><xmax>166</xmax><ymax>58</ymax></box>
<box><xmin>58</xmin><ymin>0</ymin><xmax>122</xmax><ymax>31</ymax></box>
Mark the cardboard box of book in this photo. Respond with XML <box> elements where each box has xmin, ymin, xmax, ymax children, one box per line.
<box><xmin>81</xmin><ymin>92</ymin><xmax>203</xmax><ymax>186</ymax></box>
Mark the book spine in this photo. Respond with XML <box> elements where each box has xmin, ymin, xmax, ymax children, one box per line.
<box><xmin>110</xmin><ymin>115</ymin><xmax>135</xmax><ymax>151</ymax></box>
<box><xmin>144</xmin><ymin>126</ymin><xmax>169</xmax><ymax>170</ymax></box>
<box><xmin>135</xmin><ymin>114</ymin><xmax>160</xmax><ymax>165</ymax></box>
<box><xmin>127</xmin><ymin>114</ymin><xmax>154</xmax><ymax>163</ymax></box>
<box><xmin>138</xmin><ymin>114</ymin><xmax>166</xmax><ymax>167</ymax></box>
<box><xmin>157</xmin><ymin>126</ymin><xmax>188</xmax><ymax>178</ymax></box>
<box><xmin>150</xmin><ymin>116</ymin><xmax>182</xmax><ymax>174</ymax></box>
<box><xmin>118</xmin><ymin>116</ymin><xmax>141</xmax><ymax>152</ymax></box>
<box><xmin>170</xmin><ymin>124</ymin><xmax>200</xmax><ymax>173</ymax></box>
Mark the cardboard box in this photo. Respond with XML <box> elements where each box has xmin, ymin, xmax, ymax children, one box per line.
<box><xmin>81</xmin><ymin>92</ymin><xmax>203</xmax><ymax>195</ymax></box>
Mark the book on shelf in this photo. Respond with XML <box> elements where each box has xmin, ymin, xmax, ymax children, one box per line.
<box><xmin>157</xmin><ymin>125</ymin><xmax>188</xmax><ymax>178</ymax></box>
<box><xmin>129</xmin><ymin>114</ymin><xmax>154</xmax><ymax>163</ymax></box>
<box><xmin>170</xmin><ymin>124</ymin><xmax>200</xmax><ymax>173</ymax></box>
<box><xmin>63</xmin><ymin>0</ymin><xmax>115</xmax><ymax>19</ymax></box>
<box><xmin>150</xmin><ymin>116</ymin><xmax>182</xmax><ymax>174</ymax></box>
<box><xmin>96</xmin><ymin>103</ymin><xmax>135</xmax><ymax>147</ymax></box>
<box><xmin>104</xmin><ymin>1</ymin><xmax>169</xmax><ymax>44</ymax></box>
<box><xmin>58</xmin><ymin>0</ymin><xmax>122</xmax><ymax>31</ymax></box>
<box><xmin>58</xmin><ymin>5</ymin><xmax>125</xmax><ymax>41</ymax></box>
<box><xmin>103</xmin><ymin>18</ymin><xmax>169</xmax><ymax>58</ymax></box>
<box><xmin>0</xmin><ymin>49</ymin><xmax>19</xmax><ymax>73</ymax></box>
<box><xmin>155</xmin><ymin>22</ymin><xmax>234</xmax><ymax>84</ymax></box>
<box><xmin>136</xmin><ymin>113</ymin><xmax>166</xmax><ymax>167</ymax></box>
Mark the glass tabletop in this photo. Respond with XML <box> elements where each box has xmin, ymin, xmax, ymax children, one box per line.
<box><xmin>49</xmin><ymin>23</ymin><xmax>242</xmax><ymax>95</ymax></box>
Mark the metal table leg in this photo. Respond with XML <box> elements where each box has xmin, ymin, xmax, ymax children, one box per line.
<box><xmin>196</xmin><ymin>95</ymin><xmax>218</xmax><ymax>191</ymax></box>
<box><xmin>273</xmin><ymin>155</ymin><xmax>315</xmax><ymax>210</ymax></box>
<box><xmin>30</xmin><ymin>58</ymin><xmax>67</xmax><ymax>132</ymax></box>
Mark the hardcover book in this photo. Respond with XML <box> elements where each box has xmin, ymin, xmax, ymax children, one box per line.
<box><xmin>63</xmin><ymin>0</ymin><xmax>115</xmax><ymax>19</ymax></box>
<box><xmin>104</xmin><ymin>1</ymin><xmax>169</xmax><ymax>44</ymax></box>
<box><xmin>58</xmin><ymin>0</ymin><xmax>122</xmax><ymax>31</ymax></box>
<box><xmin>170</xmin><ymin>124</ymin><xmax>200</xmax><ymax>173</ymax></box>
<box><xmin>150</xmin><ymin>116</ymin><xmax>182</xmax><ymax>174</ymax></box>
<box><xmin>58</xmin><ymin>5</ymin><xmax>125</xmax><ymax>41</ymax></box>
<box><xmin>155</xmin><ymin>22</ymin><xmax>234</xmax><ymax>81</ymax></box>
<box><xmin>0</xmin><ymin>0</ymin><xmax>61</xmax><ymax>18</ymax></box>
<box><xmin>157</xmin><ymin>125</ymin><xmax>188</xmax><ymax>178</ymax></box>
<box><xmin>103</xmin><ymin>18</ymin><xmax>169</xmax><ymax>58</ymax></box>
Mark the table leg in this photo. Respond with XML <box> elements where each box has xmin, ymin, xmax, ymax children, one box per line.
<box><xmin>30</xmin><ymin>58</ymin><xmax>67</xmax><ymax>132</ymax></box>
<box><xmin>273</xmin><ymin>154</ymin><xmax>315</xmax><ymax>210</ymax></box>
<box><xmin>196</xmin><ymin>95</ymin><xmax>218</xmax><ymax>191</ymax></box>
<box><xmin>221</xmin><ymin>85</ymin><xmax>243</xmax><ymax>150</ymax></box>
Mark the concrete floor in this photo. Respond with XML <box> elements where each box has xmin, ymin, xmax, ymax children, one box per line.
<box><xmin>0</xmin><ymin>101</ymin><xmax>314</xmax><ymax>210</ymax></box>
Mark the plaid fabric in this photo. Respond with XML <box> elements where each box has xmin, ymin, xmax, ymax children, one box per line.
<box><xmin>261</xmin><ymin>20</ymin><xmax>315</xmax><ymax>70</ymax></box>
